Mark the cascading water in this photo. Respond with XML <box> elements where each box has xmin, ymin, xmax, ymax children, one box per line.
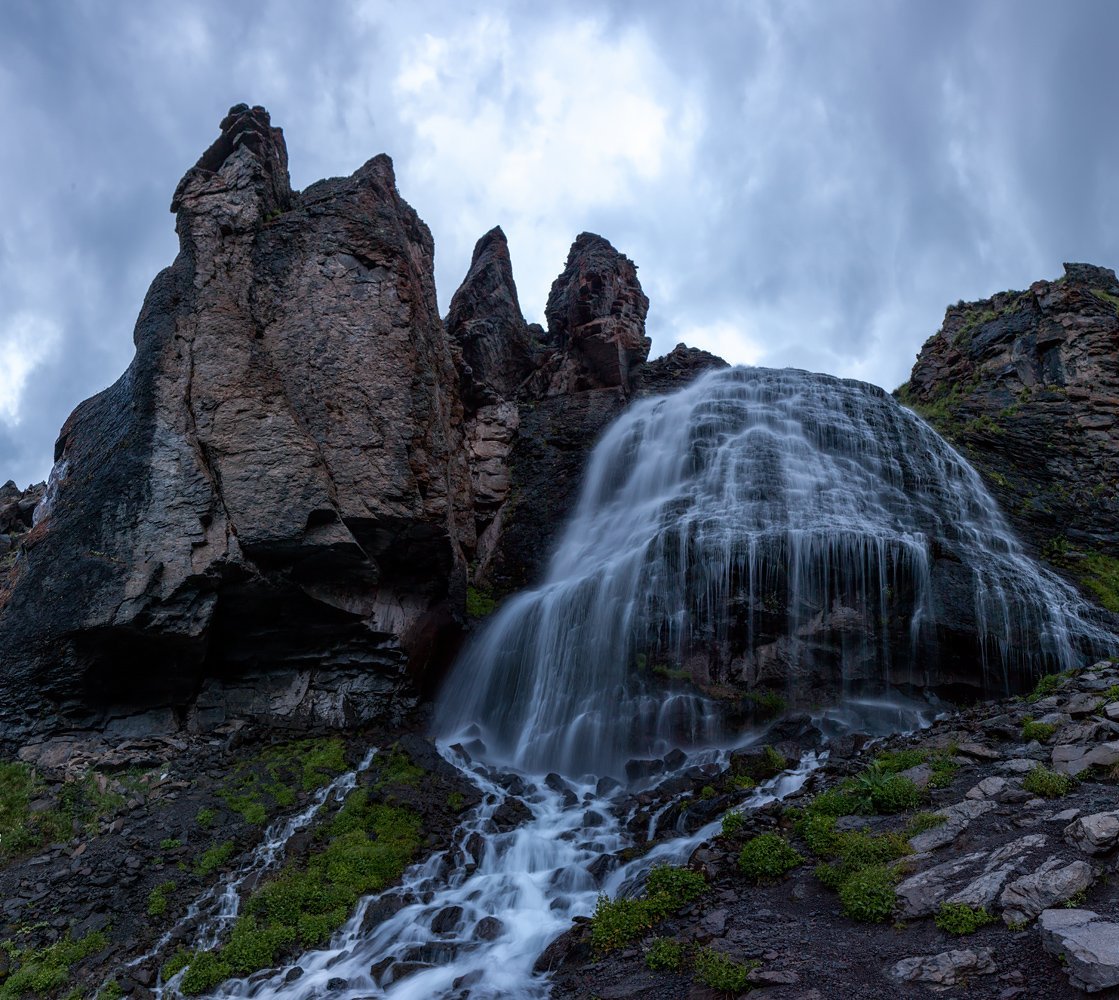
<box><xmin>437</xmin><ymin>366</ymin><xmax>1112</xmax><ymax>775</ymax></box>
<box><xmin>166</xmin><ymin>365</ymin><xmax>1114</xmax><ymax>1000</ymax></box>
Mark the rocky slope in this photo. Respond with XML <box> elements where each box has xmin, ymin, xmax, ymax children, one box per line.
<box><xmin>0</xmin><ymin>106</ymin><xmax>721</xmax><ymax>743</ymax></box>
<box><xmin>543</xmin><ymin>659</ymin><xmax>1119</xmax><ymax>998</ymax></box>
<box><xmin>900</xmin><ymin>263</ymin><xmax>1119</xmax><ymax>615</ymax></box>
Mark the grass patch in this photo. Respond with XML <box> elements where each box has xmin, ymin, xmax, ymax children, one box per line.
<box><xmin>1023</xmin><ymin>765</ymin><xmax>1076</xmax><ymax>799</ymax></box>
<box><xmin>0</xmin><ymin>931</ymin><xmax>107</xmax><ymax>999</ymax></box>
<box><xmin>1028</xmin><ymin>671</ymin><xmax>1076</xmax><ymax>703</ymax></box>
<box><xmin>195</xmin><ymin>841</ymin><xmax>235</xmax><ymax>877</ymax></box>
<box><xmin>374</xmin><ymin>747</ymin><xmax>424</xmax><ymax>789</ymax></box>
<box><xmin>737</xmin><ymin>833</ymin><xmax>802</xmax><ymax>882</ymax></box>
<box><xmin>176</xmin><ymin>790</ymin><xmax>421</xmax><ymax>995</ymax></box>
<box><xmin>1021</xmin><ymin>717</ymin><xmax>1057</xmax><ymax>743</ymax></box>
<box><xmin>147</xmin><ymin>880</ymin><xmax>176</xmax><ymax>917</ymax></box>
<box><xmin>935</xmin><ymin>902</ymin><xmax>995</xmax><ymax>934</ymax></box>
<box><xmin>906</xmin><ymin>812</ymin><xmax>948</xmax><ymax>836</ymax></box>
<box><xmin>591</xmin><ymin>865</ymin><xmax>706</xmax><ymax>953</ymax></box>
<box><xmin>218</xmin><ymin>738</ymin><xmax>348</xmax><ymax>825</ymax></box>
<box><xmin>645</xmin><ymin>937</ymin><xmax>686</xmax><ymax>972</ymax></box>
<box><xmin>693</xmin><ymin>946</ymin><xmax>759</xmax><ymax>992</ymax></box>
<box><xmin>1081</xmin><ymin>552</ymin><xmax>1119</xmax><ymax>613</ymax></box>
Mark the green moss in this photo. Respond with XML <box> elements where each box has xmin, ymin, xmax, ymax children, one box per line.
<box><xmin>446</xmin><ymin>791</ymin><xmax>466</xmax><ymax>813</ymax></box>
<box><xmin>159</xmin><ymin>837</ymin><xmax>182</xmax><ymax>851</ymax></box>
<box><xmin>590</xmin><ymin>865</ymin><xmax>706</xmax><ymax>952</ymax></box>
<box><xmin>466</xmin><ymin>585</ymin><xmax>497</xmax><ymax>618</ymax></box>
<box><xmin>652</xmin><ymin>664</ymin><xmax>691</xmax><ymax>681</ymax></box>
<box><xmin>1028</xmin><ymin>671</ymin><xmax>1074</xmax><ymax>703</ymax></box>
<box><xmin>219</xmin><ymin>738</ymin><xmax>348</xmax><ymax>825</ymax></box>
<box><xmin>935</xmin><ymin>902</ymin><xmax>995</xmax><ymax>934</ymax></box>
<box><xmin>745</xmin><ymin>690</ymin><xmax>787</xmax><ymax>718</ymax></box>
<box><xmin>693</xmin><ymin>946</ymin><xmax>759</xmax><ymax>991</ymax></box>
<box><xmin>737</xmin><ymin>833</ymin><xmax>802</xmax><ymax>881</ymax></box>
<box><xmin>178</xmin><ymin>791</ymin><xmax>421</xmax><ymax>993</ymax></box>
<box><xmin>374</xmin><ymin>748</ymin><xmax>424</xmax><ymax>789</ymax></box>
<box><xmin>645</xmin><ymin>936</ymin><xmax>686</xmax><ymax>972</ymax></box>
<box><xmin>147</xmin><ymin>880</ymin><xmax>176</xmax><ymax>917</ymax></box>
<box><xmin>1021</xmin><ymin>717</ymin><xmax>1057</xmax><ymax>743</ymax></box>
<box><xmin>1023</xmin><ymin>764</ymin><xmax>1076</xmax><ymax>798</ymax></box>
<box><xmin>195</xmin><ymin>840</ymin><xmax>235</xmax><ymax>876</ymax></box>
<box><xmin>196</xmin><ymin>807</ymin><xmax>216</xmax><ymax>829</ymax></box>
<box><xmin>1080</xmin><ymin>553</ymin><xmax>1119</xmax><ymax>613</ymax></box>
<box><xmin>98</xmin><ymin>982</ymin><xmax>123</xmax><ymax>1000</ymax></box>
<box><xmin>762</xmin><ymin>746</ymin><xmax>787</xmax><ymax>775</ymax></box>
<box><xmin>700</xmin><ymin>785</ymin><xmax>715</xmax><ymax>800</ymax></box>
<box><xmin>0</xmin><ymin>931</ymin><xmax>107</xmax><ymax>1000</ymax></box>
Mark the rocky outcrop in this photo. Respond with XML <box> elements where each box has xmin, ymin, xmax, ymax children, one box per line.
<box><xmin>0</xmin><ymin>105</ymin><xmax>476</xmax><ymax>740</ymax></box>
<box><xmin>0</xmin><ymin>106</ymin><xmax>723</xmax><ymax>742</ymax></box>
<box><xmin>900</xmin><ymin>263</ymin><xmax>1119</xmax><ymax>613</ymax></box>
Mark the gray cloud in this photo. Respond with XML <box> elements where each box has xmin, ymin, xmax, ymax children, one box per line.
<box><xmin>2</xmin><ymin>0</ymin><xmax>1117</xmax><ymax>486</ymax></box>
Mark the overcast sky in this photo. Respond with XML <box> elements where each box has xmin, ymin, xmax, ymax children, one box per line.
<box><xmin>2</xmin><ymin>0</ymin><xmax>1118</xmax><ymax>486</ymax></box>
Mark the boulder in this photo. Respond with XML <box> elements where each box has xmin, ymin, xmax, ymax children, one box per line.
<box><xmin>889</xmin><ymin>948</ymin><xmax>996</xmax><ymax>987</ymax></box>
<box><xmin>999</xmin><ymin>857</ymin><xmax>1095</xmax><ymax>925</ymax></box>
<box><xmin>1064</xmin><ymin>810</ymin><xmax>1119</xmax><ymax>856</ymax></box>
<box><xmin>1037</xmin><ymin>909</ymin><xmax>1119</xmax><ymax>993</ymax></box>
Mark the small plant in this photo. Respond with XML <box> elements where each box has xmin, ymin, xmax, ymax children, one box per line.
<box><xmin>645</xmin><ymin>936</ymin><xmax>686</xmax><ymax>972</ymax></box>
<box><xmin>935</xmin><ymin>902</ymin><xmax>995</xmax><ymax>934</ymax></box>
<box><xmin>1023</xmin><ymin>764</ymin><xmax>1075</xmax><ymax>799</ymax></box>
<box><xmin>590</xmin><ymin>866</ymin><xmax>706</xmax><ymax>952</ymax></box>
<box><xmin>147</xmin><ymin>880</ymin><xmax>176</xmax><ymax>917</ymax></box>
<box><xmin>906</xmin><ymin>812</ymin><xmax>948</xmax><ymax>836</ymax></box>
<box><xmin>746</xmin><ymin>690</ymin><xmax>787</xmax><ymax>718</ymax></box>
<box><xmin>446</xmin><ymin>791</ymin><xmax>465</xmax><ymax>813</ymax></box>
<box><xmin>873</xmin><ymin>749</ymin><xmax>925</xmax><ymax>773</ymax></box>
<box><xmin>161</xmin><ymin>948</ymin><xmax>193</xmax><ymax>980</ymax></box>
<box><xmin>1063</xmin><ymin>890</ymin><xmax>1087</xmax><ymax>909</ymax></box>
<box><xmin>721</xmin><ymin>811</ymin><xmax>745</xmax><ymax>836</ymax></box>
<box><xmin>737</xmin><ymin>832</ymin><xmax>802</xmax><ymax>881</ymax></box>
<box><xmin>196</xmin><ymin>807</ymin><xmax>216</xmax><ymax>829</ymax></box>
<box><xmin>195</xmin><ymin>840</ymin><xmax>235</xmax><ymax>876</ymax></box>
<box><xmin>693</xmin><ymin>946</ymin><xmax>758</xmax><ymax>992</ymax></box>
<box><xmin>1028</xmin><ymin>671</ymin><xmax>1075</xmax><ymax>703</ymax></box>
<box><xmin>700</xmin><ymin>785</ymin><xmax>716</xmax><ymax>800</ymax></box>
<box><xmin>837</xmin><ymin>864</ymin><xmax>898</xmax><ymax>923</ymax></box>
<box><xmin>466</xmin><ymin>585</ymin><xmax>497</xmax><ymax>617</ymax></box>
<box><xmin>98</xmin><ymin>982</ymin><xmax>124</xmax><ymax>1000</ymax></box>
<box><xmin>762</xmin><ymin>746</ymin><xmax>787</xmax><ymax>775</ymax></box>
<box><xmin>843</xmin><ymin>768</ymin><xmax>923</xmax><ymax>814</ymax></box>
<box><xmin>1021</xmin><ymin>716</ymin><xmax>1057</xmax><ymax>743</ymax></box>
<box><xmin>160</xmin><ymin>837</ymin><xmax>183</xmax><ymax>851</ymax></box>
<box><xmin>731</xmin><ymin>774</ymin><xmax>756</xmax><ymax>791</ymax></box>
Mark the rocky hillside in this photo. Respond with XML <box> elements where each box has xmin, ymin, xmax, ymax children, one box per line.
<box><xmin>0</xmin><ymin>105</ymin><xmax>723</xmax><ymax>745</ymax></box>
<box><xmin>543</xmin><ymin>659</ymin><xmax>1119</xmax><ymax>997</ymax></box>
<box><xmin>899</xmin><ymin>263</ymin><xmax>1119</xmax><ymax>614</ymax></box>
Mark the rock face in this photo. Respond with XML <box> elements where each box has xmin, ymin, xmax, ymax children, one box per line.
<box><xmin>0</xmin><ymin>105</ymin><xmax>720</xmax><ymax>741</ymax></box>
<box><xmin>1038</xmin><ymin>909</ymin><xmax>1119</xmax><ymax>993</ymax></box>
<box><xmin>0</xmin><ymin>105</ymin><xmax>476</xmax><ymax>739</ymax></box>
<box><xmin>901</xmin><ymin>263</ymin><xmax>1119</xmax><ymax>613</ymax></box>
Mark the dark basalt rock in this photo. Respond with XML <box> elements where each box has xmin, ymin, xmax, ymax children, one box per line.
<box><xmin>901</xmin><ymin>262</ymin><xmax>1119</xmax><ymax>610</ymax></box>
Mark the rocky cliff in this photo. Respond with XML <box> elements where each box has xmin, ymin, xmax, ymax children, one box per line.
<box><xmin>900</xmin><ymin>263</ymin><xmax>1119</xmax><ymax>614</ymax></box>
<box><xmin>0</xmin><ymin>105</ymin><xmax>721</xmax><ymax>742</ymax></box>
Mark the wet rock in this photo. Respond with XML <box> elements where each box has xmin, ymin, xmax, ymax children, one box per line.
<box><xmin>1063</xmin><ymin>810</ymin><xmax>1119</xmax><ymax>856</ymax></box>
<box><xmin>472</xmin><ymin>916</ymin><xmax>504</xmax><ymax>941</ymax></box>
<box><xmin>624</xmin><ymin>758</ymin><xmax>664</xmax><ymax>782</ymax></box>
<box><xmin>595</xmin><ymin>776</ymin><xmax>621</xmax><ymax>797</ymax></box>
<box><xmin>1037</xmin><ymin>908</ymin><xmax>1119</xmax><ymax>993</ymax></box>
<box><xmin>663</xmin><ymin>748</ymin><xmax>687</xmax><ymax>770</ymax></box>
<box><xmin>999</xmin><ymin>858</ymin><xmax>1096</xmax><ymax>925</ymax></box>
<box><xmin>492</xmin><ymin>797</ymin><xmax>533</xmax><ymax>832</ymax></box>
<box><xmin>431</xmin><ymin>905</ymin><xmax>463</xmax><ymax>934</ymax></box>
<box><xmin>889</xmin><ymin>948</ymin><xmax>997</xmax><ymax>986</ymax></box>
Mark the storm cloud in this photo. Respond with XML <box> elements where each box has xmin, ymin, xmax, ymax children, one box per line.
<box><xmin>2</xmin><ymin>0</ymin><xmax>1117</xmax><ymax>485</ymax></box>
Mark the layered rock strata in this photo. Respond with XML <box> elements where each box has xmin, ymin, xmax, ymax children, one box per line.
<box><xmin>901</xmin><ymin>263</ymin><xmax>1119</xmax><ymax>612</ymax></box>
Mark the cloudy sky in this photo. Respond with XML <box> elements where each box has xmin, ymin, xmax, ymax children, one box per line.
<box><xmin>2</xmin><ymin>0</ymin><xmax>1118</xmax><ymax>486</ymax></box>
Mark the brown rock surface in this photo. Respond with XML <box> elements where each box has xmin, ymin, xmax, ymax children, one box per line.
<box><xmin>0</xmin><ymin>105</ymin><xmax>475</xmax><ymax>740</ymax></box>
<box><xmin>901</xmin><ymin>262</ymin><xmax>1119</xmax><ymax>612</ymax></box>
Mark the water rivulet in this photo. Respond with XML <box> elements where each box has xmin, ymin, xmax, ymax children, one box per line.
<box><xmin>438</xmin><ymin>367</ymin><xmax>1113</xmax><ymax>776</ymax></box>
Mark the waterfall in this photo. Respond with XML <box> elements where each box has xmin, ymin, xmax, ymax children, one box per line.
<box><xmin>437</xmin><ymin>366</ymin><xmax>1111</xmax><ymax>776</ymax></box>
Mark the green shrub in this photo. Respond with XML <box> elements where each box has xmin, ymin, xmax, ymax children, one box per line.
<box><xmin>873</xmin><ymin>749</ymin><xmax>925</xmax><ymax>773</ymax></box>
<box><xmin>466</xmin><ymin>585</ymin><xmax>497</xmax><ymax>617</ymax></box>
<box><xmin>700</xmin><ymin>785</ymin><xmax>716</xmax><ymax>800</ymax></box>
<box><xmin>1023</xmin><ymin>765</ymin><xmax>1075</xmax><ymax>798</ymax></box>
<box><xmin>837</xmin><ymin>864</ymin><xmax>898</xmax><ymax>922</ymax></box>
<box><xmin>147</xmin><ymin>880</ymin><xmax>176</xmax><ymax>917</ymax></box>
<box><xmin>1028</xmin><ymin>671</ymin><xmax>1075</xmax><ymax>703</ymax></box>
<box><xmin>196</xmin><ymin>807</ymin><xmax>216</xmax><ymax>829</ymax></box>
<box><xmin>160</xmin><ymin>837</ymin><xmax>183</xmax><ymax>851</ymax></box>
<box><xmin>590</xmin><ymin>865</ymin><xmax>706</xmax><ymax>952</ymax></box>
<box><xmin>721</xmin><ymin>811</ymin><xmax>745</xmax><ymax>836</ymax></box>
<box><xmin>737</xmin><ymin>833</ymin><xmax>802</xmax><ymax>881</ymax></box>
<box><xmin>762</xmin><ymin>746</ymin><xmax>788</xmax><ymax>774</ymax></box>
<box><xmin>179</xmin><ymin>950</ymin><xmax>231</xmax><ymax>996</ymax></box>
<box><xmin>0</xmin><ymin>931</ymin><xmax>107</xmax><ymax>999</ymax></box>
<box><xmin>843</xmin><ymin>769</ymin><xmax>923</xmax><ymax>814</ymax></box>
<box><xmin>195</xmin><ymin>841</ymin><xmax>235</xmax><ymax>876</ymax></box>
<box><xmin>935</xmin><ymin>902</ymin><xmax>995</xmax><ymax>934</ymax></box>
<box><xmin>693</xmin><ymin>946</ymin><xmax>758</xmax><ymax>991</ymax></box>
<box><xmin>927</xmin><ymin>750</ymin><xmax>960</xmax><ymax>789</ymax></box>
<box><xmin>1021</xmin><ymin>717</ymin><xmax>1057</xmax><ymax>743</ymax></box>
<box><xmin>731</xmin><ymin>774</ymin><xmax>756</xmax><ymax>791</ymax></box>
<box><xmin>806</xmin><ymin>788</ymin><xmax>865</xmax><ymax>817</ymax></box>
<box><xmin>645</xmin><ymin>936</ymin><xmax>686</xmax><ymax>972</ymax></box>
<box><xmin>161</xmin><ymin>948</ymin><xmax>192</xmax><ymax>980</ymax></box>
